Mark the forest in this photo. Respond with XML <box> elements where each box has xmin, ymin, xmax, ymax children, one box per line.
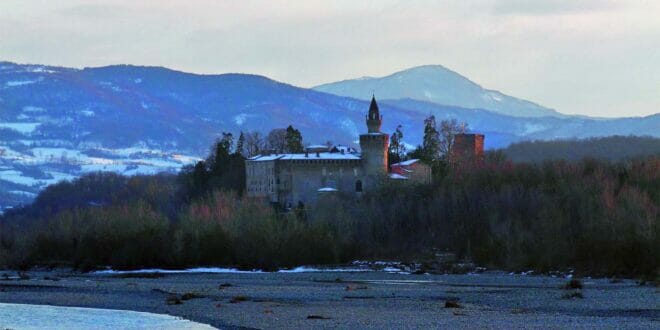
<box><xmin>501</xmin><ymin>135</ymin><xmax>660</xmax><ymax>162</ymax></box>
<box><xmin>0</xmin><ymin>119</ymin><xmax>658</xmax><ymax>279</ymax></box>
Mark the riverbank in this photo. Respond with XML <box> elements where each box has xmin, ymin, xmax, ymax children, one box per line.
<box><xmin>0</xmin><ymin>269</ymin><xmax>658</xmax><ymax>329</ymax></box>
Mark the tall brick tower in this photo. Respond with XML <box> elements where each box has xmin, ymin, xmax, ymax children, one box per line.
<box><xmin>452</xmin><ymin>133</ymin><xmax>485</xmax><ymax>164</ymax></box>
<box><xmin>360</xmin><ymin>96</ymin><xmax>389</xmax><ymax>181</ymax></box>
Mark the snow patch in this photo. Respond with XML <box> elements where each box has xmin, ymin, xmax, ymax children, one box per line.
<box><xmin>4</xmin><ymin>77</ymin><xmax>43</xmax><ymax>87</ymax></box>
<box><xmin>521</xmin><ymin>123</ymin><xmax>548</xmax><ymax>135</ymax></box>
<box><xmin>23</xmin><ymin>106</ymin><xmax>45</xmax><ymax>113</ymax></box>
<box><xmin>0</xmin><ymin>122</ymin><xmax>41</xmax><ymax>134</ymax></box>
<box><xmin>279</xmin><ymin>266</ymin><xmax>371</xmax><ymax>273</ymax></box>
<box><xmin>0</xmin><ymin>170</ymin><xmax>42</xmax><ymax>186</ymax></box>
<box><xmin>94</xmin><ymin>267</ymin><xmax>264</xmax><ymax>275</ymax></box>
<box><xmin>27</xmin><ymin>66</ymin><xmax>56</xmax><ymax>73</ymax></box>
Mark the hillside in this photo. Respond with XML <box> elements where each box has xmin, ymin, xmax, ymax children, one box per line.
<box><xmin>314</xmin><ymin>65</ymin><xmax>563</xmax><ymax>118</ymax></box>
<box><xmin>1</xmin><ymin>61</ymin><xmax>659</xmax><ymax>211</ymax></box>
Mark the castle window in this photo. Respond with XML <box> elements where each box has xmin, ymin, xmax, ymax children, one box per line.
<box><xmin>355</xmin><ymin>180</ymin><xmax>363</xmax><ymax>192</ymax></box>
<box><xmin>353</xmin><ymin>168</ymin><xmax>358</xmax><ymax>176</ymax></box>
<box><xmin>322</xmin><ymin>167</ymin><xmax>327</xmax><ymax>176</ymax></box>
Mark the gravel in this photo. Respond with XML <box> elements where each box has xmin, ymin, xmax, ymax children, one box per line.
<box><xmin>0</xmin><ymin>270</ymin><xmax>657</xmax><ymax>329</ymax></box>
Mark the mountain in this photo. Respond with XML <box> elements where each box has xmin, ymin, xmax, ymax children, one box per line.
<box><xmin>0</xmin><ymin>61</ymin><xmax>658</xmax><ymax>211</ymax></box>
<box><xmin>313</xmin><ymin>65</ymin><xmax>563</xmax><ymax>118</ymax></box>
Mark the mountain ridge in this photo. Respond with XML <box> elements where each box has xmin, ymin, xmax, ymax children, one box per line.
<box><xmin>314</xmin><ymin>64</ymin><xmax>564</xmax><ymax>118</ymax></box>
<box><xmin>1</xmin><ymin>60</ymin><xmax>658</xmax><ymax>211</ymax></box>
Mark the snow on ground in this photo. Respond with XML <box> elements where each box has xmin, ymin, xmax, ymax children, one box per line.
<box><xmin>94</xmin><ymin>267</ymin><xmax>264</xmax><ymax>275</ymax></box>
<box><xmin>23</xmin><ymin>106</ymin><xmax>46</xmax><ymax>113</ymax></box>
<box><xmin>8</xmin><ymin>190</ymin><xmax>38</xmax><ymax>197</ymax></box>
<box><xmin>0</xmin><ymin>170</ymin><xmax>42</xmax><ymax>186</ymax></box>
<box><xmin>0</xmin><ymin>122</ymin><xmax>41</xmax><ymax>134</ymax></box>
<box><xmin>4</xmin><ymin>78</ymin><xmax>42</xmax><ymax>87</ymax></box>
<box><xmin>278</xmin><ymin>266</ymin><xmax>371</xmax><ymax>273</ymax></box>
<box><xmin>521</xmin><ymin>123</ymin><xmax>548</xmax><ymax>134</ymax></box>
<box><xmin>93</xmin><ymin>265</ymin><xmax>412</xmax><ymax>275</ymax></box>
<box><xmin>0</xmin><ymin>303</ymin><xmax>214</xmax><ymax>330</ymax></box>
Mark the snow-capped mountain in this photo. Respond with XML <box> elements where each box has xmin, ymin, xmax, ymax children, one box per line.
<box><xmin>313</xmin><ymin>65</ymin><xmax>562</xmax><ymax>118</ymax></box>
<box><xmin>0</xmin><ymin>61</ymin><xmax>658</xmax><ymax>211</ymax></box>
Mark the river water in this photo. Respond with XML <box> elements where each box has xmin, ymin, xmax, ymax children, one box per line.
<box><xmin>0</xmin><ymin>303</ymin><xmax>215</xmax><ymax>329</ymax></box>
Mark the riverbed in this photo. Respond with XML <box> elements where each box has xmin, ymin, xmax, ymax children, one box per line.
<box><xmin>0</xmin><ymin>269</ymin><xmax>657</xmax><ymax>329</ymax></box>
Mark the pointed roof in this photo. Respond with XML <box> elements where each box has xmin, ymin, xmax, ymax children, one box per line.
<box><xmin>368</xmin><ymin>95</ymin><xmax>380</xmax><ymax>119</ymax></box>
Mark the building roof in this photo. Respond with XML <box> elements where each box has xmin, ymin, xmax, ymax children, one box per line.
<box><xmin>391</xmin><ymin>159</ymin><xmax>420</xmax><ymax>166</ymax></box>
<box><xmin>248</xmin><ymin>152</ymin><xmax>361</xmax><ymax>162</ymax></box>
<box><xmin>317</xmin><ymin>187</ymin><xmax>338</xmax><ymax>192</ymax></box>
<box><xmin>388</xmin><ymin>173</ymin><xmax>409</xmax><ymax>180</ymax></box>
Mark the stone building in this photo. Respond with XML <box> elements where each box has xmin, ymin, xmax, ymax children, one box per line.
<box><xmin>246</xmin><ymin>96</ymin><xmax>429</xmax><ymax>207</ymax></box>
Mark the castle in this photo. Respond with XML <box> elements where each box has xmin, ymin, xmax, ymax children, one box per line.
<box><xmin>245</xmin><ymin>96</ymin><xmax>431</xmax><ymax>207</ymax></box>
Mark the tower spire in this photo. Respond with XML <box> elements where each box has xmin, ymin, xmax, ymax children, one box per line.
<box><xmin>366</xmin><ymin>95</ymin><xmax>382</xmax><ymax>133</ymax></box>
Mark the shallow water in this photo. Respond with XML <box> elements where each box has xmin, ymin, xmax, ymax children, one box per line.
<box><xmin>0</xmin><ymin>303</ymin><xmax>215</xmax><ymax>330</ymax></box>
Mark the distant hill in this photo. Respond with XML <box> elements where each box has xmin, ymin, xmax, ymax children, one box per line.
<box><xmin>500</xmin><ymin>136</ymin><xmax>660</xmax><ymax>162</ymax></box>
<box><xmin>0</xmin><ymin>61</ymin><xmax>659</xmax><ymax>211</ymax></box>
<box><xmin>314</xmin><ymin>65</ymin><xmax>563</xmax><ymax>118</ymax></box>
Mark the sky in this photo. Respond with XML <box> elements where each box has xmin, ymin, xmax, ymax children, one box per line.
<box><xmin>1</xmin><ymin>0</ymin><xmax>658</xmax><ymax>118</ymax></box>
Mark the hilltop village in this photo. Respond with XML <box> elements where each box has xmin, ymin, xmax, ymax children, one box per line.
<box><xmin>246</xmin><ymin>97</ymin><xmax>483</xmax><ymax>207</ymax></box>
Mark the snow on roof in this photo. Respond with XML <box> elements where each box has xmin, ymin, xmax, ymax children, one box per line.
<box><xmin>306</xmin><ymin>144</ymin><xmax>328</xmax><ymax>149</ymax></box>
<box><xmin>392</xmin><ymin>159</ymin><xmax>420</xmax><ymax>166</ymax></box>
<box><xmin>318</xmin><ymin>187</ymin><xmax>338</xmax><ymax>192</ymax></box>
<box><xmin>248</xmin><ymin>152</ymin><xmax>361</xmax><ymax>162</ymax></box>
<box><xmin>389</xmin><ymin>173</ymin><xmax>409</xmax><ymax>180</ymax></box>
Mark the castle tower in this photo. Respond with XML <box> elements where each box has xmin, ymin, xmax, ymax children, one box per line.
<box><xmin>452</xmin><ymin>133</ymin><xmax>485</xmax><ymax>164</ymax></box>
<box><xmin>360</xmin><ymin>96</ymin><xmax>389</xmax><ymax>179</ymax></box>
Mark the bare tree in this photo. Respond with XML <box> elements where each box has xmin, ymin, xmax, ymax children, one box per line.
<box><xmin>245</xmin><ymin>131</ymin><xmax>265</xmax><ymax>157</ymax></box>
<box><xmin>266</xmin><ymin>128</ymin><xmax>287</xmax><ymax>153</ymax></box>
<box><xmin>439</xmin><ymin>119</ymin><xmax>468</xmax><ymax>160</ymax></box>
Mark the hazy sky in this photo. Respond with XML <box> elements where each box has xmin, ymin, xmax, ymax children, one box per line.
<box><xmin>1</xmin><ymin>0</ymin><xmax>659</xmax><ymax>117</ymax></box>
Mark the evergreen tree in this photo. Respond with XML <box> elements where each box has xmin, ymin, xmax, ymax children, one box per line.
<box><xmin>422</xmin><ymin>115</ymin><xmax>440</xmax><ymax>162</ymax></box>
<box><xmin>208</xmin><ymin>133</ymin><xmax>233</xmax><ymax>175</ymax></box>
<box><xmin>285</xmin><ymin>125</ymin><xmax>304</xmax><ymax>153</ymax></box>
<box><xmin>388</xmin><ymin>125</ymin><xmax>406</xmax><ymax>165</ymax></box>
<box><xmin>235</xmin><ymin>131</ymin><xmax>246</xmax><ymax>156</ymax></box>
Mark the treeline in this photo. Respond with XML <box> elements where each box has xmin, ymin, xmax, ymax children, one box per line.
<box><xmin>502</xmin><ymin>135</ymin><xmax>660</xmax><ymax>163</ymax></box>
<box><xmin>1</xmin><ymin>155</ymin><xmax>657</xmax><ymax>277</ymax></box>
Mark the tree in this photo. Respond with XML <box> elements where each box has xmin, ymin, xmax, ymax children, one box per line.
<box><xmin>388</xmin><ymin>125</ymin><xmax>406</xmax><ymax>165</ymax></box>
<box><xmin>266</xmin><ymin>128</ymin><xmax>287</xmax><ymax>153</ymax></box>
<box><xmin>245</xmin><ymin>131</ymin><xmax>264</xmax><ymax>157</ymax></box>
<box><xmin>208</xmin><ymin>132</ymin><xmax>234</xmax><ymax>176</ymax></box>
<box><xmin>235</xmin><ymin>131</ymin><xmax>246</xmax><ymax>157</ymax></box>
<box><xmin>285</xmin><ymin>125</ymin><xmax>304</xmax><ymax>153</ymax></box>
<box><xmin>421</xmin><ymin>115</ymin><xmax>441</xmax><ymax>162</ymax></box>
<box><xmin>439</xmin><ymin>119</ymin><xmax>468</xmax><ymax>161</ymax></box>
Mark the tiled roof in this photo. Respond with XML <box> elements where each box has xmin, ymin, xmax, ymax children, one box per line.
<box><xmin>248</xmin><ymin>152</ymin><xmax>361</xmax><ymax>162</ymax></box>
